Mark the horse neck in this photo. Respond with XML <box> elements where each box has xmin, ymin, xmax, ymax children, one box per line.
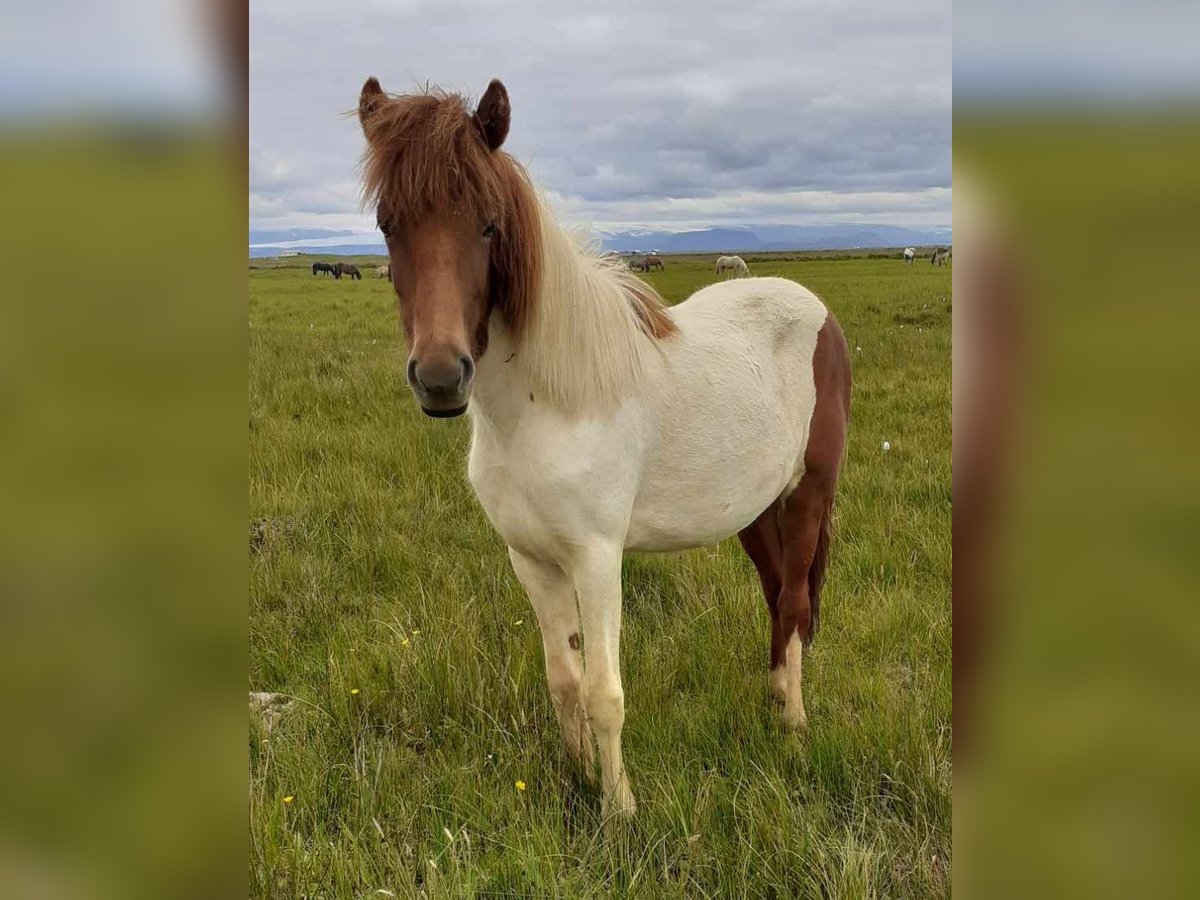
<box><xmin>469</xmin><ymin>313</ymin><xmax>529</xmax><ymax>432</ymax></box>
<box><xmin>473</xmin><ymin>204</ymin><xmax>655</xmax><ymax>425</ymax></box>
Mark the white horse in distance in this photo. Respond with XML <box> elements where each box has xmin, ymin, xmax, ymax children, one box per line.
<box><xmin>715</xmin><ymin>255</ymin><xmax>750</xmax><ymax>277</ymax></box>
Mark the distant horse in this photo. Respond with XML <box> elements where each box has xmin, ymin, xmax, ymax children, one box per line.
<box><xmin>334</xmin><ymin>263</ymin><xmax>362</xmax><ymax>280</ymax></box>
<box><xmin>376</xmin><ymin>264</ymin><xmax>391</xmax><ymax>280</ymax></box>
<box><xmin>643</xmin><ymin>255</ymin><xmax>665</xmax><ymax>272</ymax></box>
<box><xmin>628</xmin><ymin>258</ymin><xmax>648</xmax><ymax>272</ymax></box>
<box><xmin>312</xmin><ymin>261</ymin><xmax>336</xmax><ymax>277</ymax></box>
<box><xmin>358</xmin><ymin>76</ymin><xmax>851</xmax><ymax>818</ymax></box>
<box><xmin>715</xmin><ymin>255</ymin><xmax>750</xmax><ymax>277</ymax></box>
<box><xmin>903</xmin><ymin>248</ymin><xmax>916</xmax><ymax>265</ymax></box>
<box><xmin>931</xmin><ymin>247</ymin><xmax>951</xmax><ymax>267</ymax></box>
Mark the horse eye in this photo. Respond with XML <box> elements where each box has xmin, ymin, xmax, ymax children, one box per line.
<box><xmin>482</xmin><ymin>222</ymin><xmax>497</xmax><ymax>238</ymax></box>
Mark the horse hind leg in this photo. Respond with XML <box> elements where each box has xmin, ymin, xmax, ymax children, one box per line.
<box><xmin>776</xmin><ymin>476</ymin><xmax>836</xmax><ymax>726</ymax></box>
<box><xmin>737</xmin><ymin>508</ymin><xmax>787</xmax><ymax>699</ymax></box>
<box><xmin>775</xmin><ymin>316</ymin><xmax>850</xmax><ymax>726</ymax></box>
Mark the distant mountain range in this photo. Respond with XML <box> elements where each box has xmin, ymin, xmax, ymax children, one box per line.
<box><xmin>595</xmin><ymin>223</ymin><xmax>952</xmax><ymax>253</ymax></box>
<box><xmin>248</xmin><ymin>223</ymin><xmax>951</xmax><ymax>258</ymax></box>
<box><xmin>250</xmin><ymin>242</ymin><xmax>390</xmax><ymax>258</ymax></box>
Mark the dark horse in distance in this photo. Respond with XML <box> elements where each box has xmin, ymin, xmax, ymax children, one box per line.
<box><xmin>333</xmin><ymin>263</ymin><xmax>362</xmax><ymax>280</ymax></box>
<box><xmin>312</xmin><ymin>261</ymin><xmax>336</xmax><ymax>276</ymax></box>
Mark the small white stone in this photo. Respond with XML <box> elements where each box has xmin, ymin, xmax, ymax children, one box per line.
<box><xmin>856</xmin><ymin>346</ymin><xmax>862</xmax><ymax>352</ymax></box>
<box><xmin>882</xmin><ymin>441</ymin><xmax>891</xmax><ymax>451</ymax></box>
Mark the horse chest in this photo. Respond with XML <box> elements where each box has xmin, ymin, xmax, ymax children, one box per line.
<box><xmin>467</xmin><ymin>449</ymin><xmax>553</xmax><ymax>555</ymax></box>
<box><xmin>467</xmin><ymin>418</ymin><xmax>641</xmax><ymax>560</ymax></box>
<box><xmin>465</xmin><ymin>448</ymin><xmax>583</xmax><ymax>562</ymax></box>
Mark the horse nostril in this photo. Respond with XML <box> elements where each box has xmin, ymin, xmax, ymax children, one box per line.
<box><xmin>410</xmin><ymin>356</ymin><xmax>469</xmax><ymax>397</ymax></box>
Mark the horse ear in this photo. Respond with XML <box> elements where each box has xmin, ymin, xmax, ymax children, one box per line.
<box><xmin>473</xmin><ymin>79</ymin><xmax>510</xmax><ymax>151</ymax></box>
<box><xmin>359</xmin><ymin>77</ymin><xmax>386</xmax><ymax>133</ymax></box>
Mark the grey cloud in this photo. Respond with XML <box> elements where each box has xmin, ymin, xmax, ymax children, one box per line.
<box><xmin>250</xmin><ymin>0</ymin><xmax>950</xmax><ymax>235</ymax></box>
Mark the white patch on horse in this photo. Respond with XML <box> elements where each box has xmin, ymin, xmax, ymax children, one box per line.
<box><xmin>769</xmin><ymin>663</ymin><xmax>788</xmax><ymax>701</ymax></box>
<box><xmin>781</xmin><ymin>632</ymin><xmax>806</xmax><ymax>727</ymax></box>
<box><xmin>465</xmin><ymin>195</ymin><xmax>829</xmax><ymax>814</ymax></box>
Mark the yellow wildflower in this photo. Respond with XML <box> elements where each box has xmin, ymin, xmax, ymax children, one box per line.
<box><xmin>282</xmin><ymin>795</ymin><xmax>294</xmax><ymax>805</ymax></box>
<box><xmin>401</xmin><ymin>638</ymin><xmax>411</xmax><ymax>647</ymax></box>
<box><xmin>513</xmin><ymin>619</ymin><xmax>524</xmax><ymax>626</ymax></box>
<box><xmin>515</xmin><ymin>780</ymin><xmax>527</xmax><ymax>792</ymax></box>
<box><xmin>350</xmin><ymin>688</ymin><xmax>360</xmax><ymax>696</ymax></box>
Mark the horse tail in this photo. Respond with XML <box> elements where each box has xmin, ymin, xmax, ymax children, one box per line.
<box><xmin>806</xmin><ymin>495</ymin><xmax>834</xmax><ymax>645</ymax></box>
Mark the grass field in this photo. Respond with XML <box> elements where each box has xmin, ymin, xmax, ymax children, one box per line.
<box><xmin>249</xmin><ymin>252</ymin><xmax>952</xmax><ymax>898</ymax></box>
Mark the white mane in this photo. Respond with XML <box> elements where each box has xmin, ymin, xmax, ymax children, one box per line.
<box><xmin>514</xmin><ymin>197</ymin><xmax>670</xmax><ymax>411</ymax></box>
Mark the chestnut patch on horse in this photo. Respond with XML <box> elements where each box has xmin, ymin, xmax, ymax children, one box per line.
<box><xmin>737</xmin><ymin>313</ymin><xmax>851</xmax><ymax>672</ymax></box>
<box><xmin>568</xmin><ymin>632</ymin><xmax>580</xmax><ymax>651</ymax></box>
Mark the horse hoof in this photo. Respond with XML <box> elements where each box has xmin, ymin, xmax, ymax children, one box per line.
<box><xmin>603</xmin><ymin>790</ymin><xmax>637</xmax><ymax>819</ymax></box>
<box><xmin>782</xmin><ymin>703</ymin><xmax>807</xmax><ymax>729</ymax></box>
<box><xmin>769</xmin><ymin>668</ymin><xmax>787</xmax><ymax>702</ymax></box>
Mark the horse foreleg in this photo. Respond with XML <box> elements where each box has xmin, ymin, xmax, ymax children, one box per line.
<box><xmin>508</xmin><ymin>548</ymin><xmax>595</xmax><ymax>774</ymax></box>
<box><xmin>571</xmin><ymin>544</ymin><xmax>635</xmax><ymax>817</ymax></box>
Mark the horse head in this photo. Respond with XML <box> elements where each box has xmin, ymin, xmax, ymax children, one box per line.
<box><xmin>359</xmin><ymin>77</ymin><xmax>540</xmax><ymax>417</ymax></box>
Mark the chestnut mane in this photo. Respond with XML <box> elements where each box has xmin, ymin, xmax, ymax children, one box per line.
<box><xmin>359</xmin><ymin>87</ymin><xmax>542</xmax><ymax>338</ymax></box>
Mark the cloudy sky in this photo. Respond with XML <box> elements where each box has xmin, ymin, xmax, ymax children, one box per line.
<box><xmin>250</xmin><ymin>0</ymin><xmax>951</xmax><ymax>243</ymax></box>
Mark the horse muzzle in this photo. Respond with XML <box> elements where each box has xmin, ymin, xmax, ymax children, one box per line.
<box><xmin>407</xmin><ymin>354</ymin><xmax>474</xmax><ymax>418</ymax></box>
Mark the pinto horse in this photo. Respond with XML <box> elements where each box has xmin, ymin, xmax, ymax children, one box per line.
<box><xmin>931</xmin><ymin>246</ymin><xmax>951</xmax><ymax>266</ymax></box>
<box><xmin>358</xmin><ymin>77</ymin><xmax>851</xmax><ymax>817</ymax></box>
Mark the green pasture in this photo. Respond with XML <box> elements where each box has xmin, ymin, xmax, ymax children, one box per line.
<box><xmin>249</xmin><ymin>251</ymin><xmax>952</xmax><ymax>898</ymax></box>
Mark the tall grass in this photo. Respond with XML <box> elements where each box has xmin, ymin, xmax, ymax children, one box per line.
<box><xmin>249</xmin><ymin>255</ymin><xmax>952</xmax><ymax>897</ymax></box>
